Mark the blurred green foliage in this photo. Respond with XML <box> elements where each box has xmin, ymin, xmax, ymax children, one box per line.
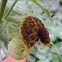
<box><xmin>0</xmin><ymin>0</ymin><xmax>62</xmax><ymax>62</ymax></box>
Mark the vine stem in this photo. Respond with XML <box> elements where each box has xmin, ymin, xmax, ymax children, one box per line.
<box><xmin>0</xmin><ymin>40</ymin><xmax>3</xmax><ymax>62</ymax></box>
<box><xmin>54</xmin><ymin>45</ymin><xmax>62</xmax><ymax>61</ymax></box>
<box><xmin>51</xmin><ymin>43</ymin><xmax>62</xmax><ymax>61</ymax></box>
<box><xmin>3</xmin><ymin>0</ymin><xmax>18</xmax><ymax>20</ymax></box>
<box><xmin>0</xmin><ymin>0</ymin><xmax>7</xmax><ymax>23</ymax></box>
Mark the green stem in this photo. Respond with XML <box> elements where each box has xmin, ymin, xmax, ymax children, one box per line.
<box><xmin>0</xmin><ymin>0</ymin><xmax>7</xmax><ymax>23</ymax></box>
<box><xmin>3</xmin><ymin>0</ymin><xmax>18</xmax><ymax>20</ymax></box>
<box><xmin>30</xmin><ymin>0</ymin><xmax>50</xmax><ymax>18</ymax></box>
<box><xmin>52</xmin><ymin>44</ymin><xmax>62</xmax><ymax>61</ymax></box>
<box><xmin>0</xmin><ymin>40</ymin><xmax>3</xmax><ymax>62</ymax></box>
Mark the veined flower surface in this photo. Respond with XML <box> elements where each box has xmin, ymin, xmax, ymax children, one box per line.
<box><xmin>20</xmin><ymin>16</ymin><xmax>50</xmax><ymax>49</ymax></box>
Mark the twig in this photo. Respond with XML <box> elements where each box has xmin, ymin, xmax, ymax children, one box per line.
<box><xmin>3</xmin><ymin>0</ymin><xmax>18</xmax><ymax>20</ymax></box>
<box><xmin>51</xmin><ymin>43</ymin><xmax>62</xmax><ymax>61</ymax></box>
<box><xmin>0</xmin><ymin>0</ymin><xmax>7</xmax><ymax>23</ymax></box>
<box><xmin>0</xmin><ymin>40</ymin><xmax>3</xmax><ymax>62</ymax></box>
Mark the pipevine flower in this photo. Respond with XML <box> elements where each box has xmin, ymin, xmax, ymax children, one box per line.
<box><xmin>20</xmin><ymin>16</ymin><xmax>50</xmax><ymax>49</ymax></box>
<box><xmin>8</xmin><ymin>12</ymin><xmax>50</xmax><ymax>60</ymax></box>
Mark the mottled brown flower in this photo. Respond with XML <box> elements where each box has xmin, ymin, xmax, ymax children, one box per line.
<box><xmin>20</xmin><ymin>16</ymin><xmax>50</xmax><ymax>48</ymax></box>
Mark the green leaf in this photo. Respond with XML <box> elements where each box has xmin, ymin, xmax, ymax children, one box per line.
<box><xmin>0</xmin><ymin>22</ymin><xmax>9</xmax><ymax>48</ymax></box>
<box><xmin>0</xmin><ymin>39</ymin><xmax>1</xmax><ymax>48</ymax></box>
<box><xmin>30</xmin><ymin>0</ymin><xmax>50</xmax><ymax>18</ymax></box>
<box><xmin>3</xmin><ymin>0</ymin><xmax>18</xmax><ymax>20</ymax></box>
<box><xmin>0</xmin><ymin>22</ymin><xmax>8</xmax><ymax>41</ymax></box>
<box><xmin>27</xmin><ymin>55</ymin><xmax>36</xmax><ymax>62</ymax></box>
<box><xmin>0</xmin><ymin>0</ymin><xmax>7</xmax><ymax>23</ymax></box>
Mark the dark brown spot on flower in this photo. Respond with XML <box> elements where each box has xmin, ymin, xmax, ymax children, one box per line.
<box><xmin>23</xmin><ymin>23</ymin><xmax>29</xmax><ymax>29</ymax></box>
<box><xmin>33</xmin><ymin>28</ymin><xmax>38</xmax><ymax>32</ymax></box>
<box><xmin>30</xmin><ymin>34</ymin><xmax>37</xmax><ymax>40</ymax></box>
<box><xmin>30</xmin><ymin>35</ymin><xmax>35</xmax><ymax>40</ymax></box>
<box><xmin>23</xmin><ymin>34</ymin><xmax>30</xmax><ymax>42</ymax></box>
<box><xmin>29</xmin><ymin>23</ymin><xmax>36</xmax><ymax>28</ymax></box>
<box><xmin>25</xmin><ymin>28</ymin><xmax>32</xmax><ymax>35</ymax></box>
<box><xmin>37</xmin><ymin>24</ymin><xmax>40</xmax><ymax>27</ymax></box>
<box><xmin>30</xmin><ymin>42</ymin><xmax>35</xmax><ymax>47</ymax></box>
